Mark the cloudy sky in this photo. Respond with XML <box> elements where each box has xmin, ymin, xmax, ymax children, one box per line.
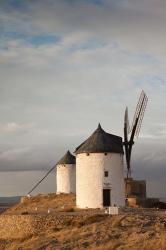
<box><xmin>0</xmin><ymin>0</ymin><xmax>166</xmax><ymax>197</ymax></box>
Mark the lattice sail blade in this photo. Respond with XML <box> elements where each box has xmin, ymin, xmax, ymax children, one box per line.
<box><xmin>135</xmin><ymin>94</ymin><xmax>148</xmax><ymax>138</ymax></box>
<box><xmin>124</xmin><ymin>107</ymin><xmax>130</xmax><ymax>134</ymax></box>
<box><xmin>130</xmin><ymin>90</ymin><xmax>148</xmax><ymax>138</ymax></box>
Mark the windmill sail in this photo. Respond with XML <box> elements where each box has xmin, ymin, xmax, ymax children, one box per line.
<box><xmin>130</xmin><ymin>90</ymin><xmax>148</xmax><ymax>138</ymax></box>
<box><xmin>124</xmin><ymin>107</ymin><xmax>130</xmax><ymax>177</ymax></box>
<box><xmin>124</xmin><ymin>90</ymin><xmax>148</xmax><ymax>178</ymax></box>
<box><xmin>124</xmin><ymin>107</ymin><xmax>130</xmax><ymax>134</ymax></box>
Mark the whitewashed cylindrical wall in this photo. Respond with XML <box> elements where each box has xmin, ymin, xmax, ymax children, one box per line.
<box><xmin>76</xmin><ymin>153</ymin><xmax>125</xmax><ymax>208</ymax></box>
<box><xmin>57</xmin><ymin>164</ymin><xmax>76</xmax><ymax>193</ymax></box>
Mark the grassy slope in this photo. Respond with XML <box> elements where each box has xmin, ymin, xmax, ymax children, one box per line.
<box><xmin>1</xmin><ymin>193</ymin><xmax>166</xmax><ymax>250</ymax></box>
<box><xmin>5</xmin><ymin>193</ymin><xmax>76</xmax><ymax>214</ymax></box>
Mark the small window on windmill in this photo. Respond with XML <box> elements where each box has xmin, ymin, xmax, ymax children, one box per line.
<box><xmin>104</xmin><ymin>171</ymin><xmax>108</xmax><ymax>177</ymax></box>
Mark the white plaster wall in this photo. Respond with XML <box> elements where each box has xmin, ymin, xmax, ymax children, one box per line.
<box><xmin>103</xmin><ymin>153</ymin><xmax>125</xmax><ymax>207</ymax></box>
<box><xmin>76</xmin><ymin>153</ymin><xmax>125</xmax><ymax>208</ymax></box>
<box><xmin>56</xmin><ymin>164</ymin><xmax>76</xmax><ymax>193</ymax></box>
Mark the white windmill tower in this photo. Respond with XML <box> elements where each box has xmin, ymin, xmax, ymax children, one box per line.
<box><xmin>56</xmin><ymin>150</ymin><xmax>76</xmax><ymax>194</ymax></box>
<box><xmin>75</xmin><ymin>124</ymin><xmax>125</xmax><ymax>208</ymax></box>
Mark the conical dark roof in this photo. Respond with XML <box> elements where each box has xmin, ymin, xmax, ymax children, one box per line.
<box><xmin>57</xmin><ymin>150</ymin><xmax>76</xmax><ymax>165</ymax></box>
<box><xmin>75</xmin><ymin>124</ymin><xmax>124</xmax><ymax>154</ymax></box>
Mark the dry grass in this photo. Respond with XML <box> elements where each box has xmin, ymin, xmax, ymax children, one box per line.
<box><xmin>2</xmin><ymin>193</ymin><xmax>166</xmax><ymax>250</ymax></box>
<box><xmin>3</xmin><ymin>214</ymin><xmax>165</xmax><ymax>250</ymax></box>
<box><xmin>5</xmin><ymin>193</ymin><xmax>76</xmax><ymax>214</ymax></box>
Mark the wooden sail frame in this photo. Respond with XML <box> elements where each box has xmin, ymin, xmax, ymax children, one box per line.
<box><xmin>124</xmin><ymin>91</ymin><xmax>148</xmax><ymax>178</ymax></box>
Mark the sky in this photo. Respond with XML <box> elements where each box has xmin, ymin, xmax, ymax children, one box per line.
<box><xmin>0</xmin><ymin>0</ymin><xmax>166</xmax><ymax>197</ymax></box>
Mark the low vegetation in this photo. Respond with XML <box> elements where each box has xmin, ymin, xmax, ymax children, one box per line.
<box><xmin>1</xmin><ymin>193</ymin><xmax>166</xmax><ymax>250</ymax></box>
<box><xmin>5</xmin><ymin>193</ymin><xmax>76</xmax><ymax>214</ymax></box>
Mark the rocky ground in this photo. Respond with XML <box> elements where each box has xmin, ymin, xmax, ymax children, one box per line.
<box><xmin>1</xmin><ymin>193</ymin><xmax>166</xmax><ymax>250</ymax></box>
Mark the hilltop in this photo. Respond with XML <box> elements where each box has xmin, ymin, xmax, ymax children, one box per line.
<box><xmin>5</xmin><ymin>193</ymin><xmax>76</xmax><ymax>214</ymax></box>
<box><xmin>0</xmin><ymin>193</ymin><xmax>166</xmax><ymax>250</ymax></box>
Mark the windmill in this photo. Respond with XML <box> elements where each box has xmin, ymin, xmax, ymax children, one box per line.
<box><xmin>124</xmin><ymin>90</ymin><xmax>148</xmax><ymax>179</ymax></box>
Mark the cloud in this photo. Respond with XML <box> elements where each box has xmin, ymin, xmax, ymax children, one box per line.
<box><xmin>1</xmin><ymin>0</ymin><xmax>166</xmax><ymax>57</ymax></box>
<box><xmin>11</xmin><ymin>0</ymin><xmax>164</xmax><ymax>58</ymax></box>
<box><xmin>0</xmin><ymin>122</ymin><xmax>35</xmax><ymax>134</ymax></box>
<box><xmin>0</xmin><ymin>147</ymin><xmax>31</xmax><ymax>161</ymax></box>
